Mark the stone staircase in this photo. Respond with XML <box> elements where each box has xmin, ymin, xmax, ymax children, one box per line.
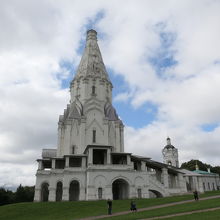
<box><xmin>148</xmin><ymin>177</ymin><xmax>167</xmax><ymax>196</ymax></box>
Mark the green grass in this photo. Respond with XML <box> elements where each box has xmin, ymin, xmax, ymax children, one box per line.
<box><xmin>102</xmin><ymin>198</ymin><xmax>220</xmax><ymax>219</ymax></box>
<box><xmin>163</xmin><ymin>209</ymin><xmax>220</xmax><ymax>220</ymax></box>
<box><xmin>0</xmin><ymin>191</ymin><xmax>219</xmax><ymax>220</ymax></box>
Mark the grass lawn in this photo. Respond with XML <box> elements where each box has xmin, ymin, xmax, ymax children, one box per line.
<box><xmin>0</xmin><ymin>191</ymin><xmax>219</xmax><ymax>220</ymax></box>
<box><xmin>163</xmin><ymin>209</ymin><xmax>220</xmax><ymax>220</ymax></box>
<box><xmin>102</xmin><ymin>197</ymin><xmax>220</xmax><ymax>219</ymax></box>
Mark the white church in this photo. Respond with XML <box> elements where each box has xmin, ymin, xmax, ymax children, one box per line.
<box><xmin>34</xmin><ymin>30</ymin><xmax>219</xmax><ymax>202</ymax></box>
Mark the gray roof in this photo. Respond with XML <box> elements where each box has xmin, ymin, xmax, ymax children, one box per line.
<box><xmin>104</xmin><ymin>102</ymin><xmax>119</xmax><ymax>121</ymax></box>
<box><xmin>164</xmin><ymin>144</ymin><xmax>175</xmax><ymax>149</ymax></box>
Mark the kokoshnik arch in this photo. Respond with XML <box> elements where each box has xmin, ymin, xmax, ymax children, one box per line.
<box><xmin>34</xmin><ymin>30</ymin><xmax>219</xmax><ymax>202</ymax></box>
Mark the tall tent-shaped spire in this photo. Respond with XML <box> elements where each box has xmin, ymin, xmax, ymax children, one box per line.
<box><xmin>73</xmin><ymin>29</ymin><xmax>110</xmax><ymax>82</ymax></box>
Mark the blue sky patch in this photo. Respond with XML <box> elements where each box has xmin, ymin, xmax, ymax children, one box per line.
<box><xmin>114</xmin><ymin>100</ymin><xmax>158</xmax><ymax>128</ymax></box>
<box><xmin>57</xmin><ymin>60</ymin><xmax>76</xmax><ymax>89</ymax></box>
<box><xmin>149</xmin><ymin>23</ymin><xmax>177</xmax><ymax>78</ymax></box>
<box><xmin>108</xmin><ymin>71</ymin><xmax>158</xmax><ymax>128</ymax></box>
<box><xmin>201</xmin><ymin>123</ymin><xmax>219</xmax><ymax>132</ymax></box>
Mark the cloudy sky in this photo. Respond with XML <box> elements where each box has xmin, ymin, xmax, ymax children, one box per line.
<box><xmin>1</xmin><ymin>0</ymin><xmax>220</xmax><ymax>188</ymax></box>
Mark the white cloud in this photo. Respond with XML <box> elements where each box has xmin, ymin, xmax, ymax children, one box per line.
<box><xmin>0</xmin><ymin>0</ymin><xmax>220</xmax><ymax>187</ymax></box>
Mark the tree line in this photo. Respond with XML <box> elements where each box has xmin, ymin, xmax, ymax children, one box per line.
<box><xmin>0</xmin><ymin>184</ymin><xmax>34</xmax><ymax>206</ymax></box>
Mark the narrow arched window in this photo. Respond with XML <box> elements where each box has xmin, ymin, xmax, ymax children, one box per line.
<box><xmin>137</xmin><ymin>188</ymin><xmax>142</xmax><ymax>198</ymax></box>
<box><xmin>92</xmin><ymin>130</ymin><xmax>96</xmax><ymax>143</ymax></box>
<box><xmin>98</xmin><ymin>187</ymin><xmax>102</xmax><ymax>199</ymax></box>
<box><xmin>72</xmin><ymin>146</ymin><xmax>75</xmax><ymax>154</ymax></box>
<box><xmin>92</xmin><ymin>86</ymin><xmax>96</xmax><ymax>95</ymax></box>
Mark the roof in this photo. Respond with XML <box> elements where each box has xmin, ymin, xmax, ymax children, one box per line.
<box><xmin>164</xmin><ymin>144</ymin><xmax>175</xmax><ymax>149</ymax></box>
<box><xmin>181</xmin><ymin>169</ymin><xmax>202</xmax><ymax>176</ymax></box>
<box><xmin>192</xmin><ymin>169</ymin><xmax>218</xmax><ymax>176</ymax></box>
<box><xmin>83</xmin><ymin>144</ymin><xmax>112</xmax><ymax>153</ymax></box>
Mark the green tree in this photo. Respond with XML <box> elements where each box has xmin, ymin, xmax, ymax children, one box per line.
<box><xmin>15</xmin><ymin>185</ymin><xmax>34</xmax><ymax>203</ymax></box>
<box><xmin>0</xmin><ymin>188</ymin><xmax>14</xmax><ymax>206</ymax></box>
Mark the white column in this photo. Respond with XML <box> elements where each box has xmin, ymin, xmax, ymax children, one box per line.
<box><xmin>130</xmin><ymin>184</ymin><xmax>136</xmax><ymax>198</ymax></box>
<box><xmin>115</xmin><ymin>122</ymin><xmax>120</xmax><ymax>152</ymax></box>
<box><xmin>82</xmin><ymin>157</ymin><xmax>86</xmax><ymax>168</ymax></box>
<box><xmin>62</xmin><ymin>186</ymin><xmax>69</xmax><ymax>201</ymax></box>
<box><xmin>162</xmin><ymin>168</ymin><xmax>169</xmax><ymax>188</ymax></box>
<box><xmin>65</xmin><ymin>156</ymin><xmax>69</xmax><ymax>168</ymax></box>
<box><xmin>107</xmin><ymin>148</ymin><xmax>111</xmax><ymax>164</ymax></box>
<box><xmin>34</xmin><ymin>188</ymin><xmax>41</xmax><ymax>202</ymax></box>
<box><xmin>48</xmin><ymin>187</ymin><xmax>56</xmax><ymax>201</ymax></box>
<box><xmin>63</xmin><ymin>123</ymin><xmax>71</xmax><ymax>155</ymax></box>
<box><xmin>88</xmin><ymin>148</ymin><xmax>93</xmax><ymax>165</ymax></box>
<box><xmin>57</xmin><ymin>123</ymin><xmax>62</xmax><ymax>157</ymax></box>
<box><xmin>87</xmin><ymin>185</ymin><xmax>96</xmax><ymax>200</ymax></box>
<box><xmin>80</xmin><ymin>186</ymin><xmax>86</xmax><ymax>200</ymax></box>
<box><xmin>141</xmin><ymin>161</ymin><xmax>146</xmax><ymax>171</ymax></box>
<box><xmin>80</xmin><ymin>118</ymin><xmax>86</xmax><ymax>153</ymax></box>
<box><xmin>52</xmin><ymin>159</ymin><xmax>56</xmax><ymax>169</ymax></box>
<box><xmin>105</xmin><ymin>185</ymin><xmax>112</xmax><ymax>200</ymax></box>
<box><xmin>120</xmin><ymin>125</ymin><xmax>124</xmax><ymax>152</ymax></box>
<box><xmin>178</xmin><ymin>173</ymin><xmax>187</xmax><ymax>192</ymax></box>
<box><xmin>127</xmin><ymin>154</ymin><xmax>131</xmax><ymax>165</ymax></box>
<box><xmin>38</xmin><ymin>160</ymin><xmax>43</xmax><ymax>170</ymax></box>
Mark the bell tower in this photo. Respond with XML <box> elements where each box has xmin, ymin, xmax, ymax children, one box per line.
<box><xmin>162</xmin><ymin>137</ymin><xmax>179</xmax><ymax>167</ymax></box>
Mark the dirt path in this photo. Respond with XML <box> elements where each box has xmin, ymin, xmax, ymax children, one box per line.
<box><xmin>78</xmin><ymin>195</ymin><xmax>220</xmax><ymax>220</ymax></box>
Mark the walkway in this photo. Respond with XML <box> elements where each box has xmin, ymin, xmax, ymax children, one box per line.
<box><xmin>78</xmin><ymin>195</ymin><xmax>220</xmax><ymax>220</ymax></box>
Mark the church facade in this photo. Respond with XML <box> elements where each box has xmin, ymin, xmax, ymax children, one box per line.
<box><xmin>34</xmin><ymin>30</ymin><xmax>217</xmax><ymax>202</ymax></box>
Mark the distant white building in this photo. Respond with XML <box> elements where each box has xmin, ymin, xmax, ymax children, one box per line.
<box><xmin>34</xmin><ymin>30</ymin><xmax>219</xmax><ymax>202</ymax></box>
<box><xmin>162</xmin><ymin>137</ymin><xmax>220</xmax><ymax>193</ymax></box>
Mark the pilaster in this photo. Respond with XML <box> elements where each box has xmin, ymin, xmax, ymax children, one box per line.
<box><xmin>107</xmin><ymin>148</ymin><xmax>111</xmax><ymax>164</ymax></box>
<box><xmin>127</xmin><ymin>154</ymin><xmax>131</xmax><ymax>165</ymax></box>
<box><xmin>88</xmin><ymin>148</ymin><xmax>93</xmax><ymax>165</ymax></box>
<box><xmin>65</xmin><ymin>156</ymin><xmax>69</xmax><ymax>168</ymax></box>
<box><xmin>34</xmin><ymin>188</ymin><xmax>41</xmax><ymax>202</ymax></box>
<box><xmin>52</xmin><ymin>159</ymin><xmax>56</xmax><ymax>169</ymax></box>
<box><xmin>62</xmin><ymin>186</ymin><xmax>69</xmax><ymax>201</ymax></box>
<box><xmin>141</xmin><ymin>161</ymin><xmax>146</xmax><ymax>171</ymax></box>
<box><xmin>82</xmin><ymin>157</ymin><xmax>86</xmax><ymax>168</ymax></box>
<box><xmin>48</xmin><ymin>187</ymin><xmax>56</xmax><ymax>201</ymax></box>
<box><xmin>38</xmin><ymin>160</ymin><xmax>43</xmax><ymax>170</ymax></box>
<box><xmin>178</xmin><ymin>173</ymin><xmax>187</xmax><ymax>192</ymax></box>
<box><xmin>105</xmin><ymin>185</ymin><xmax>113</xmax><ymax>200</ymax></box>
<box><xmin>162</xmin><ymin>168</ymin><xmax>169</xmax><ymax>188</ymax></box>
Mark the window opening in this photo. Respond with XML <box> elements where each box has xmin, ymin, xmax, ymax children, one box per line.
<box><xmin>72</xmin><ymin>146</ymin><xmax>75</xmax><ymax>154</ymax></box>
<box><xmin>98</xmin><ymin>187</ymin><xmax>102</xmax><ymax>199</ymax></box>
<box><xmin>92</xmin><ymin>86</ymin><xmax>96</xmax><ymax>95</ymax></box>
<box><xmin>137</xmin><ymin>188</ymin><xmax>142</xmax><ymax>198</ymax></box>
<box><xmin>93</xmin><ymin>130</ymin><xmax>96</xmax><ymax>143</ymax></box>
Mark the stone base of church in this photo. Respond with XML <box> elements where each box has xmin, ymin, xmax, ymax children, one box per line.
<box><xmin>34</xmin><ymin>165</ymin><xmax>187</xmax><ymax>202</ymax></box>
